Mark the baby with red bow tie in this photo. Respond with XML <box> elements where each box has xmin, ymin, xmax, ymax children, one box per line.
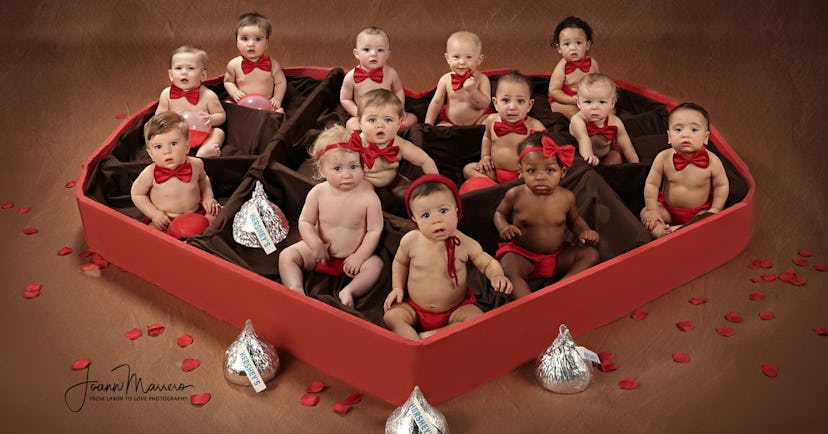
<box><xmin>462</xmin><ymin>71</ymin><xmax>547</xmax><ymax>187</ymax></box>
<box><xmin>640</xmin><ymin>103</ymin><xmax>730</xmax><ymax>238</ymax></box>
<box><xmin>493</xmin><ymin>133</ymin><xmax>600</xmax><ymax>299</ymax></box>
<box><xmin>569</xmin><ymin>73</ymin><xmax>639</xmax><ymax>166</ymax></box>
<box><xmin>155</xmin><ymin>45</ymin><xmax>226</xmax><ymax>158</ymax></box>
<box><xmin>340</xmin><ymin>26</ymin><xmax>417</xmax><ymax>131</ymax></box>
<box><xmin>424</xmin><ymin>31</ymin><xmax>492</xmax><ymax>127</ymax></box>
<box><xmin>547</xmin><ymin>16</ymin><xmax>600</xmax><ymax>119</ymax></box>
<box><xmin>223</xmin><ymin>12</ymin><xmax>287</xmax><ymax>114</ymax></box>
<box><xmin>131</xmin><ymin>112</ymin><xmax>221</xmax><ymax>238</ymax></box>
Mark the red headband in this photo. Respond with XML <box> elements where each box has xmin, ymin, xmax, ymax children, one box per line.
<box><xmin>315</xmin><ymin>141</ymin><xmax>362</xmax><ymax>159</ymax></box>
<box><xmin>404</xmin><ymin>174</ymin><xmax>461</xmax><ymax>221</ymax></box>
<box><xmin>517</xmin><ymin>135</ymin><xmax>576</xmax><ymax>167</ymax></box>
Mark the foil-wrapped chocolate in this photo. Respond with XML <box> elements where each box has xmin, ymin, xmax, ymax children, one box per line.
<box><xmin>232</xmin><ymin>180</ymin><xmax>288</xmax><ymax>253</ymax></box>
<box><xmin>224</xmin><ymin>319</ymin><xmax>279</xmax><ymax>391</ymax></box>
<box><xmin>385</xmin><ymin>386</ymin><xmax>449</xmax><ymax>434</ymax></box>
<box><xmin>536</xmin><ymin>324</ymin><xmax>592</xmax><ymax>394</ymax></box>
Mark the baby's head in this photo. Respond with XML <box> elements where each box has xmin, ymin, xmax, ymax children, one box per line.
<box><xmin>354</xmin><ymin>27</ymin><xmax>391</xmax><ymax>71</ymax></box>
<box><xmin>144</xmin><ymin>112</ymin><xmax>190</xmax><ymax>169</ymax></box>
<box><xmin>168</xmin><ymin>45</ymin><xmax>208</xmax><ymax>90</ymax></box>
<box><xmin>667</xmin><ymin>103</ymin><xmax>711</xmax><ymax>154</ymax></box>
<box><xmin>405</xmin><ymin>175</ymin><xmax>461</xmax><ymax>240</ymax></box>
<box><xmin>235</xmin><ymin>12</ymin><xmax>272</xmax><ymax>60</ymax></box>
<box><xmin>552</xmin><ymin>16</ymin><xmax>593</xmax><ymax>63</ymax></box>
<box><xmin>493</xmin><ymin>70</ymin><xmax>535</xmax><ymax>124</ymax></box>
<box><xmin>357</xmin><ymin>89</ymin><xmax>404</xmax><ymax>144</ymax></box>
<box><xmin>517</xmin><ymin>133</ymin><xmax>575</xmax><ymax>194</ymax></box>
<box><xmin>310</xmin><ymin>125</ymin><xmax>364</xmax><ymax>188</ymax></box>
<box><xmin>444</xmin><ymin>31</ymin><xmax>483</xmax><ymax>76</ymax></box>
<box><xmin>576</xmin><ymin>73</ymin><xmax>617</xmax><ymax>123</ymax></box>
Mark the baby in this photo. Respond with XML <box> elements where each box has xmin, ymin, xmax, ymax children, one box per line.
<box><xmin>640</xmin><ymin>103</ymin><xmax>729</xmax><ymax>237</ymax></box>
<box><xmin>384</xmin><ymin>175</ymin><xmax>512</xmax><ymax>341</ymax></box>
<box><xmin>569</xmin><ymin>73</ymin><xmax>639</xmax><ymax>166</ymax></box>
<box><xmin>350</xmin><ymin>88</ymin><xmax>438</xmax><ymax>214</ymax></box>
<box><xmin>340</xmin><ymin>26</ymin><xmax>417</xmax><ymax>130</ymax></box>
<box><xmin>278</xmin><ymin>125</ymin><xmax>384</xmax><ymax>307</ymax></box>
<box><xmin>493</xmin><ymin>133</ymin><xmax>600</xmax><ymax>298</ymax></box>
<box><xmin>424</xmin><ymin>31</ymin><xmax>492</xmax><ymax>126</ymax></box>
<box><xmin>547</xmin><ymin>16</ymin><xmax>599</xmax><ymax>119</ymax></box>
<box><xmin>131</xmin><ymin>112</ymin><xmax>222</xmax><ymax>239</ymax></box>
<box><xmin>224</xmin><ymin>12</ymin><xmax>288</xmax><ymax>113</ymax></box>
<box><xmin>156</xmin><ymin>45</ymin><xmax>226</xmax><ymax>158</ymax></box>
<box><xmin>463</xmin><ymin>71</ymin><xmax>546</xmax><ymax>184</ymax></box>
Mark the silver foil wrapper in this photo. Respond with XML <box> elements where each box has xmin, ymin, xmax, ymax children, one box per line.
<box><xmin>385</xmin><ymin>386</ymin><xmax>449</xmax><ymax>434</ymax></box>
<box><xmin>535</xmin><ymin>324</ymin><xmax>592</xmax><ymax>394</ymax></box>
<box><xmin>224</xmin><ymin>319</ymin><xmax>279</xmax><ymax>386</ymax></box>
<box><xmin>232</xmin><ymin>180</ymin><xmax>289</xmax><ymax>248</ymax></box>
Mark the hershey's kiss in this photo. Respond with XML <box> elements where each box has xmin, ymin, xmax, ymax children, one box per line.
<box><xmin>385</xmin><ymin>386</ymin><xmax>449</xmax><ymax>434</ymax></box>
<box><xmin>232</xmin><ymin>180</ymin><xmax>289</xmax><ymax>248</ymax></box>
<box><xmin>224</xmin><ymin>319</ymin><xmax>279</xmax><ymax>387</ymax></box>
<box><xmin>536</xmin><ymin>324</ymin><xmax>592</xmax><ymax>394</ymax></box>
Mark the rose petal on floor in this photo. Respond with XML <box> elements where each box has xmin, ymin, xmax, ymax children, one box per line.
<box><xmin>300</xmin><ymin>394</ymin><xmax>320</xmax><ymax>406</ymax></box>
<box><xmin>64</xmin><ymin>181</ymin><xmax>77</xmax><ymax>188</ymax></box>
<box><xmin>306</xmin><ymin>380</ymin><xmax>327</xmax><ymax>393</ymax></box>
<box><xmin>79</xmin><ymin>249</ymin><xmax>95</xmax><ymax>257</ymax></box>
<box><xmin>725</xmin><ymin>311</ymin><xmax>744</xmax><ymax>323</ymax></box>
<box><xmin>793</xmin><ymin>257</ymin><xmax>809</xmax><ymax>267</ymax></box>
<box><xmin>672</xmin><ymin>352</ymin><xmax>690</xmax><ymax>363</ymax></box>
<box><xmin>190</xmin><ymin>393</ymin><xmax>211</xmax><ymax>406</ymax></box>
<box><xmin>797</xmin><ymin>249</ymin><xmax>812</xmax><ymax>257</ymax></box>
<box><xmin>182</xmin><ymin>358</ymin><xmax>200</xmax><ymax>372</ymax></box>
<box><xmin>814</xmin><ymin>327</ymin><xmax>828</xmax><ymax>336</ymax></box>
<box><xmin>71</xmin><ymin>358</ymin><xmax>90</xmax><ymax>370</ymax></box>
<box><xmin>814</xmin><ymin>264</ymin><xmax>828</xmax><ymax>272</ymax></box>
<box><xmin>748</xmin><ymin>291</ymin><xmax>765</xmax><ymax>301</ymax></box>
<box><xmin>688</xmin><ymin>296</ymin><xmax>707</xmax><ymax>305</ymax></box>
<box><xmin>778</xmin><ymin>269</ymin><xmax>797</xmax><ymax>282</ymax></box>
<box><xmin>57</xmin><ymin>246</ymin><xmax>73</xmax><ymax>256</ymax></box>
<box><xmin>676</xmin><ymin>320</ymin><xmax>693</xmax><ymax>332</ymax></box>
<box><xmin>761</xmin><ymin>364</ymin><xmax>779</xmax><ymax>378</ymax></box>
<box><xmin>761</xmin><ymin>274</ymin><xmax>777</xmax><ymax>282</ymax></box>
<box><xmin>16</xmin><ymin>207</ymin><xmax>31</xmax><ymax>215</ymax></box>
<box><xmin>341</xmin><ymin>392</ymin><xmax>362</xmax><ymax>405</ymax></box>
<box><xmin>597</xmin><ymin>352</ymin><xmax>617</xmax><ymax>372</ymax></box>
<box><xmin>22</xmin><ymin>227</ymin><xmax>39</xmax><ymax>235</ymax></box>
<box><xmin>759</xmin><ymin>260</ymin><xmax>773</xmax><ymax>268</ymax></box>
<box><xmin>147</xmin><ymin>323</ymin><xmax>165</xmax><ymax>336</ymax></box>
<box><xmin>716</xmin><ymin>326</ymin><xmax>735</xmax><ymax>337</ymax></box>
<box><xmin>618</xmin><ymin>377</ymin><xmax>638</xmax><ymax>390</ymax></box>
<box><xmin>1</xmin><ymin>201</ymin><xmax>14</xmax><ymax>209</ymax></box>
<box><xmin>115</xmin><ymin>113</ymin><xmax>127</xmax><ymax>119</ymax></box>
<box><xmin>333</xmin><ymin>402</ymin><xmax>352</xmax><ymax>414</ymax></box>
<box><xmin>788</xmin><ymin>277</ymin><xmax>807</xmax><ymax>286</ymax></box>
<box><xmin>759</xmin><ymin>311</ymin><xmax>776</xmax><ymax>320</ymax></box>
<box><xmin>177</xmin><ymin>333</ymin><xmax>194</xmax><ymax>348</ymax></box>
<box><xmin>79</xmin><ymin>263</ymin><xmax>100</xmax><ymax>272</ymax></box>
<box><xmin>23</xmin><ymin>283</ymin><xmax>42</xmax><ymax>299</ymax></box>
<box><xmin>89</xmin><ymin>254</ymin><xmax>109</xmax><ymax>268</ymax></box>
<box><xmin>630</xmin><ymin>309</ymin><xmax>649</xmax><ymax>320</ymax></box>
<box><xmin>124</xmin><ymin>328</ymin><xmax>142</xmax><ymax>340</ymax></box>
<box><xmin>750</xmin><ymin>276</ymin><xmax>763</xmax><ymax>283</ymax></box>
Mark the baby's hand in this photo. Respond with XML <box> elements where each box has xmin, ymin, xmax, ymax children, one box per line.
<box><xmin>462</xmin><ymin>75</ymin><xmax>477</xmax><ymax>91</ymax></box>
<box><xmin>476</xmin><ymin>155</ymin><xmax>494</xmax><ymax>173</ymax></box>
<box><xmin>150</xmin><ymin>210</ymin><xmax>171</xmax><ymax>232</ymax></box>
<box><xmin>491</xmin><ymin>275</ymin><xmax>513</xmax><ymax>294</ymax></box>
<box><xmin>203</xmin><ymin>198</ymin><xmax>222</xmax><ymax>216</ymax></box>
<box><xmin>269</xmin><ymin>97</ymin><xmax>282</xmax><ymax>110</ymax></box>
<box><xmin>383</xmin><ymin>287</ymin><xmax>405</xmax><ymax>311</ymax></box>
<box><xmin>580</xmin><ymin>151</ymin><xmax>599</xmax><ymax>166</ymax></box>
<box><xmin>499</xmin><ymin>225</ymin><xmax>522</xmax><ymax>241</ymax></box>
<box><xmin>579</xmin><ymin>229</ymin><xmax>600</xmax><ymax>245</ymax></box>
<box><xmin>232</xmin><ymin>90</ymin><xmax>245</xmax><ymax>102</ymax></box>
<box><xmin>199</xmin><ymin>111</ymin><xmax>212</xmax><ymax>128</ymax></box>
<box><xmin>640</xmin><ymin>209</ymin><xmax>663</xmax><ymax>230</ymax></box>
<box><xmin>311</xmin><ymin>242</ymin><xmax>330</xmax><ymax>263</ymax></box>
<box><xmin>343</xmin><ymin>254</ymin><xmax>364</xmax><ymax>277</ymax></box>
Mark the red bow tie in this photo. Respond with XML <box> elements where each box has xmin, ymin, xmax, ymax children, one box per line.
<box><xmin>672</xmin><ymin>147</ymin><xmax>710</xmax><ymax>171</ymax></box>
<box><xmin>564</xmin><ymin>57</ymin><xmax>592</xmax><ymax>74</ymax></box>
<box><xmin>586</xmin><ymin>118</ymin><xmax>618</xmax><ymax>142</ymax></box>
<box><xmin>451</xmin><ymin>71</ymin><xmax>473</xmax><ymax>90</ymax></box>
<box><xmin>170</xmin><ymin>84</ymin><xmax>200</xmax><ymax>105</ymax></box>
<box><xmin>493</xmin><ymin>119</ymin><xmax>529</xmax><ymax>137</ymax></box>
<box><xmin>154</xmin><ymin>161</ymin><xmax>193</xmax><ymax>184</ymax></box>
<box><xmin>241</xmin><ymin>56</ymin><xmax>272</xmax><ymax>74</ymax></box>
<box><xmin>348</xmin><ymin>131</ymin><xmax>399</xmax><ymax>169</ymax></box>
<box><xmin>353</xmin><ymin>66</ymin><xmax>384</xmax><ymax>84</ymax></box>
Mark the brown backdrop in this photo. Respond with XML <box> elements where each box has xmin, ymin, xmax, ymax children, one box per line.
<box><xmin>1</xmin><ymin>1</ymin><xmax>826</xmax><ymax>432</ymax></box>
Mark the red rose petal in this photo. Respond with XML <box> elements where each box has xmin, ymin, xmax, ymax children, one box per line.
<box><xmin>748</xmin><ymin>291</ymin><xmax>766</xmax><ymax>301</ymax></box>
<box><xmin>716</xmin><ymin>326</ymin><xmax>735</xmax><ymax>337</ymax></box>
<box><xmin>618</xmin><ymin>377</ymin><xmax>638</xmax><ymax>390</ymax></box>
<box><xmin>761</xmin><ymin>274</ymin><xmax>777</xmax><ymax>282</ymax></box>
<box><xmin>598</xmin><ymin>352</ymin><xmax>618</xmax><ymax>372</ymax></box>
<box><xmin>23</xmin><ymin>284</ymin><xmax>42</xmax><ymax>299</ymax></box>
<box><xmin>814</xmin><ymin>327</ymin><xmax>828</xmax><ymax>336</ymax></box>
<box><xmin>181</xmin><ymin>358</ymin><xmax>200</xmax><ymax>372</ymax></box>
<box><xmin>630</xmin><ymin>309</ymin><xmax>649</xmax><ymax>320</ymax></box>
<box><xmin>759</xmin><ymin>260</ymin><xmax>773</xmax><ymax>268</ymax></box>
<box><xmin>79</xmin><ymin>263</ymin><xmax>100</xmax><ymax>272</ymax></box>
<box><xmin>333</xmin><ymin>402</ymin><xmax>352</xmax><ymax>415</ymax></box>
<box><xmin>1</xmin><ymin>201</ymin><xmax>13</xmax><ymax>209</ymax></box>
<box><xmin>124</xmin><ymin>328</ymin><xmax>142</xmax><ymax>340</ymax></box>
<box><xmin>177</xmin><ymin>333</ymin><xmax>194</xmax><ymax>348</ymax></box>
<box><xmin>789</xmin><ymin>277</ymin><xmax>807</xmax><ymax>286</ymax></box>
<box><xmin>16</xmin><ymin>207</ymin><xmax>31</xmax><ymax>215</ymax></box>
<box><xmin>688</xmin><ymin>296</ymin><xmax>707</xmax><ymax>305</ymax></box>
<box><xmin>147</xmin><ymin>323</ymin><xmax>165</xmax><ymax>336</ymax></box>
<box><xmin>22</xmin><ymin>227</ymin><xmax>39</xmax><ymax>235</ymax></box>
<box><xmin>761</xmin><ymin>364</ymin><xmax>779</xmax><ymax>378</ymax></box>
<box><xmin>71</xmin><ymin>358</ymin><xmax>90</xmax><ymax>370</ymax></box>
<box><xmin>341</xmin><ymin>392</ymin><xmax>362</xmax><ymax>405</ymax></box>
<box><xmin>600</xmin><ymin>362</ymin><xmax>618</xmax><ymax>372</ymax></box>
<box><xmin>115</xmin><ymin>113</ymin><xmax>127</xmax><ymax>119</ymax></box>
<box><xmin>758</xmin><ymin>311</ymin><xmax>775</xmax><ymax>320</ymax></box>
<box><xmin>300</xmin><ymin>394</ymin><xmax>320</xmax><ymax>406</ymax></box>
<box><xmin>89</xmin><ymin>254</ymin><xmax>109</xmax><ymax>268</ymax></box>
<box><xmin>57</xmin><ymin>246</ymin><xmax>73</xmax><ymax>256</ymax></box>
<box><xmin>190</xmin><ymin>393</ymin><xmax>211</xmax><ymax>406</ymax></box>
<box><xmin>306</xmin><ymin>381</ymin><xmax>327</xmax><ymax>393</ymax></box>
<box><xmin>814</xmin><ymin>264</ymin><xmax>828</xmax><ymax>272</ymax></box>
<box><xmin>672</xmin><ymin>352</ymin><xmax>690</xmax><ymax>363</ymax></box>
<box><xmin>797</xmin><ymin>249</ymin><xmax>812</xmax><ymax>257</ymax></box>
<box><xmin>65</xmin><ymin>181</ymin><xmax>77</xmax><ymax>188</ymax></box>
<box><xmin>725</xmin><ymin>311</ymin><xmax>744</xmax><ymax>323</ymax></box>
<box><xmin>676</xmin><ymin>320</ymin><xmax>693</xmax><ymax>332</ymax></box>
<box><xmin>79</xmin><ymin>249</ymin><xmax>95</xmax><ymax>257</ymax></box>
<box><xmin>750</xmin><ymin>276</ymin><xmax>763</xmax><ymax>283</ymax></box>
<box><xmin>793</xmin><ymin>258</ymin><xmax>809</xmax><ymax>267</ymax></box>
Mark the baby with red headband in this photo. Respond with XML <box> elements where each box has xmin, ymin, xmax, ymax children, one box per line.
<box><xmin>494</xmin><ymin>133</ymin><xmax>600</xmax><ymax>298</ymax></box>
<box><xmin>278</xmin><ymin>125</ymin><xmax>384</xmax><ymax>307</ymax></box>
<box><xmin>383</xmin><ymin>174</ymin><xmax>512</xmax><ymax>341</ymax></box>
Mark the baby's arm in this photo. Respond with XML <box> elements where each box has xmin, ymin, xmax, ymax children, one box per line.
<box><xmin>613</xmin><ymin>118</ymin><xmax>640</xmax><ymax>163</ymax></box>
<box><xmin>565</xmin><ymin>192</ymin><xmax>599</xmax><ymax>244</ymax></box>
<box><xmin>641</xmin><ymin>151</ymin><xmax>668</xmax><ymax>229</ymax></box>
<box><xmin>493</xmin><ymin>188</ymin><xmax>522</xmax><ymax>240</ymax></box>
<box><xmin>466</xmin><ymin>73</ymin><xmax>492</xmax><ymax>110</ymax></box>
<box><xmin>193</xmin><ymin>158</ymin><xmax>220</xmax><ymax>216</ymax></box>
<box><xmin>465</xmin><ymin>235</ymin><xmax>512</xmax><ymax>294</ymax></box>
<box><xmin>547</xmin><ymin>61</ymin><xmax>575</xmax><ymax>105</ymax></box>
<box><xmin>398</xmin><ymin>140</ymin><xmax>438</xmax><ymax>174</ymax></box>
<box><xmin>223</xmin><ymin>58</ymin><xmax>244</xmax><ymax>102</ymax></box>
<box><xmin>339</xmin><ymin>71</ymin><xmax>358</xmax><ymax>118</ymax></box>
<box><xmin>384</xmin><ymin>233</ymin><xmax>412</xmax><ymax>311</ymax></box>
<box><xmin>203</xmin><ymin>91</ymin><xmax>227</xmax><ymax>127</ymax></box>
<box><xmin>387</xmin><ymin>67</ymin><xmax>407</xmax><ymax>108</ymax></box>
<box><xmin>424</xmin><ymin>75</ymin><xmax>449</xmax><ymax>125</ymax></box>
<box><xmin>155</xmin><ymin>88</ymin><xmax>171</xmax><ymax>115</ymax></box>
<box><xmin>343</xmin><ymin>193</ymin><xmax>384</xmax><ymax>276</ymax></box>
<box><xmin>476</xmin><ymin>117</ymin><xmax>496</xmax><ymax>173</ymax></box>
<box><xmin>569</xmin><ymin>114</ymin><xmax>599</xmax><ymax>166</ymax></box>
<box><xmin>707</xmin><ymin>154</ymin><xmax>730</xmax><ymax>213</ymax></box>
<box><xmin>271</xmin><ymin>59</ymin><xmax>287</xmax><ymax>109</ymax></box>
<box><xmin>297</xmin><ymin>187</ymin><xmax>329</xmax><ymax>262</ymax></box>
<box><xmin>131</xmin><ymin>166</ymin><xmax>171</xmax><ymax>231</ymax></box>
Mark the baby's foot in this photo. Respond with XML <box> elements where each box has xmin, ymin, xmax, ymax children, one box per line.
<box><xmin>418</xmin><ymin>329</ymin><xmax>438</xmax><ymax>340</ymax></box>
<box><xmin>338</xmin><ymin>289</ymin><xmax>354</xmax><ymax>308</ymax></box>
<box><xmin>196</xmin><ymin>143</ymin><xmax>221</xmax><ymax>158</ymax></box>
